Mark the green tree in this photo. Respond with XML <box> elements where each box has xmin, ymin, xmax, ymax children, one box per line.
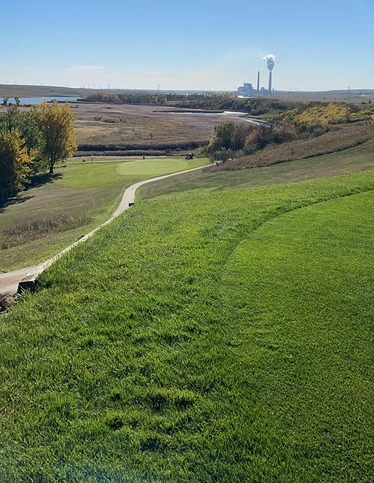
<box><xmin>209</xmin><ymin>121</ymin><xmax>236</xmax><ymax>151</ymax></box>
<box><xmin>0</xmin><ymin>106</ymin><xmax>46</xmax><ymax>173</ymax></box>
<box><xmin>38</xmin><ymin>101</ymin><xmax>77</xmax><ymax>173</ymax></box>
<box><xmin>0</xmin><ymin>131</ymin><xmax>33</xmax><ymax>202</ymax></box>
<box><xmin>206</xmin><ymin>121</ymin><xmax>253</xmax><ymax>160</ymax></box>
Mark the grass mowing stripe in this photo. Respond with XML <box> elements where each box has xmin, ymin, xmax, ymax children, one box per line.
<box><xmin>0</xmin><ymin>170</ymin><xmax>373</xmax><ymax>481</ymax></box>
<box><xmin>219</xmin><ymin>190</ymin><xmax>374</xmax><ymax>481</ymax></box>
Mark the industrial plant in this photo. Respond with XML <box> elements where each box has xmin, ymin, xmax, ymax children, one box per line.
<box><xmin>237</xmin><ymin>54</ymin><xmax>276</xmax><ymax>96</ymax></box>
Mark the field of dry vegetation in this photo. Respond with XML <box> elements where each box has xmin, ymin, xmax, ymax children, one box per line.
<box><xmin>72</xmin><ymin>103</ymin><xmax>247</xmax><ymax>154</ymax></box>
<box><xmin>72</xmin><ymin>100</ymin><xmax>374</xmax><ymax>171</ymax></box>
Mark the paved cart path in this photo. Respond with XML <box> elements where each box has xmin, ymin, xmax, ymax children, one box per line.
<box><xmin>0</xmin><ymin>165</ymin><xmax>204</xmax><ymax>296</ymax></box>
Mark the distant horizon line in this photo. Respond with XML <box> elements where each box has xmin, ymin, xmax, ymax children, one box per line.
<box><xmin>0</xmin><ymin>83</ymin><xmax>373</xmax><ymax>95</ymax></box>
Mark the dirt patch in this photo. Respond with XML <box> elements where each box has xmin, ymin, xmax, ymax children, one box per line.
<box><xmin>0</xmin><ymin>294</ymin><xmax>16</xmax><ymax>313</ymax></box>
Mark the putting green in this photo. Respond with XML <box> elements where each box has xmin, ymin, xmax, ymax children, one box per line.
<box><xmin>116</xmin><ymin>158</ymin><xmax>191</xmax><ymax>176</ymax></box>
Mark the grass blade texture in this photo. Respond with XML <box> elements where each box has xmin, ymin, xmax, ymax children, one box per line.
<box><xmin>0</xmin><ymin>171</ymin><xmax>373</xmax><ymax>482</ymax></box>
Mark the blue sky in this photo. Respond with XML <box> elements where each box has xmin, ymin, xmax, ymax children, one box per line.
<box><xmin>2</xmin><ymin>0</ymin><xmax>373</xmax><ymax>91</ymax></box>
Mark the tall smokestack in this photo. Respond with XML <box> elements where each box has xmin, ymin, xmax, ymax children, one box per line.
<box><xmin>263</xmin><ymin>54</ymin><xmax>275</xmax><ymax>93</ymax></box>
<box><xmin>257</xmin><ymin>71</ymin><xmax>260</xmax><ymax>92</ymax></box>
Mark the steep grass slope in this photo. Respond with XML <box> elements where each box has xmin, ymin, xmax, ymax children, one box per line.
<box><xmin>0</xmin><ymin>171</ymin><xmax>373</xmax><ymax>481</ymax></box>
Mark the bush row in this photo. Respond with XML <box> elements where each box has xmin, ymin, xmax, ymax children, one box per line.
<box><xmin>75</xmin><ymin>150</ymin><xmax>175</xmax><ymax>157</ymax></box>
<box><xmin>77</xmin><ymin>140</ymin><xmax>208</xmax><ymax>153</ymax></box>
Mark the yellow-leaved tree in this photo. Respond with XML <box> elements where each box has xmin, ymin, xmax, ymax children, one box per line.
<box><xmin>38</xmin><ymin>101</ymin><xmax>77</xmax><ymax>173</ymax></box>
<box><xmin>0</xmin><ymin>131</ymin><xmax>33</xmax><ymax>202</ymax></box>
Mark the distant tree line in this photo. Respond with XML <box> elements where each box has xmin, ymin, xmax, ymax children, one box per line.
<box><xmin>77</xmin><ymin>140</ymin><xmax>207</xmax><ymax>154</ymax></box>
<box><xmin>81</xmin><ymin>93</ymin><xmax>168</xmax><ymax>105</ymax></box>
<box><xmin>0</xmin><ymin>102</ymin><xmax>76</xmax><ymax>202</ymax></box>
<box><xmin>82</xmin><ymin>94</ymin><xmax>373</xmax><ymax>125</ymax></box>
<box><xmin>81</xmin><ymin>92</ymin><xmax>293</xmax><ymax>116</ymax></box>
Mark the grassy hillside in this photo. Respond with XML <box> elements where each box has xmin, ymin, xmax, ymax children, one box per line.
<box><xmin>0</xmin><ymin>157</ymin><xmax>205</xmax><ymax>271</ymax></box>
<box><xmin>209</xmin><ymin>122</ymin><xmax>374</xmax><ymax>171</ymax></box>
<box><xmin>0</xmin><ymin>171</ymin><xmax>373</xmax><ymax>481</ymax></box>
<box><xmin>139</xmin><ymin>136</ymin><xmax>374</xmax><ymax>200</ymax></box>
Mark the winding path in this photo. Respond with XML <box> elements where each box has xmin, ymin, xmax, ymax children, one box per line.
<box><xmin>0</xmin><ymin>165</ymin><xmax>204</xmax><ymax>296</ymax></box>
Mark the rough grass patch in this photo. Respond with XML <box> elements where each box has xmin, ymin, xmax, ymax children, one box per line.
<box><xmin>1</xmin><ymin>213</ymin><xmax>92</xmax><ymax>249</ymax></box>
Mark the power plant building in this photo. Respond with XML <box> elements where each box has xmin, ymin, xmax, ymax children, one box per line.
<box><xmin>237</xmin><ymin>82</ymin><xmax>254</xmax><ymax>96</ymax></box>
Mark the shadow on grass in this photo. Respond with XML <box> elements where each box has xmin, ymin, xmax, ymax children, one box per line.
<box><xmin>0</xmin><ymin>173</ymin><xmax>62</xmax><ymax>213</ymax></box>
<box><xmin>0</xmin><ymin>195</ymin><xmax>34</xmax><ymax>213</ymax></box>
<box><xmin>27</xmin><ymin>172</ymin><xmax>63</xmax><ymax>189</ymax></box>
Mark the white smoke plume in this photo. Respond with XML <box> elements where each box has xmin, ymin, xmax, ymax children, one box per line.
<box><xmin>263</xmin><ymin>54</ymin><xmax>275</xmax><ymax>71</ymax></box>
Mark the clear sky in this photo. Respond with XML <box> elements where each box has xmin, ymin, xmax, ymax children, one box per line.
<box><xmin>2</xmin><ymin>0</ymin><xmax>373</xmax><ymax>92</ymax></box>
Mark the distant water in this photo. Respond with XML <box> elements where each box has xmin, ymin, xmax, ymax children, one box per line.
<box><xmin>0</xmin><ymin>96</ymin><xmax>79</xmax><ymax>105</ymax></box>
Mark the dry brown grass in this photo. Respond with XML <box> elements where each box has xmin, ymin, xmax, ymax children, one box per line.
<box><xmin>0</xmin><ymin>101</ymin><xmax>238</xmax><ymax>149</ymax></box>
<box><xmin>75</xmin><ymin>124</ymin><xmax>108</xmax><ymax>138</ymax></box>
<box><xmin>0</xmin><ymin>213</ymin><xmax>92</xmax><ymax>249</ymax></box>
<box><xmin>212</xmin><ymin>122</ymin><xmax>374</xmax><ymax>171</ymax></box>
<box><xmin>73</xmin><ymin>103</ymin><xmax>246</xmax><ymax>147</ymax></box>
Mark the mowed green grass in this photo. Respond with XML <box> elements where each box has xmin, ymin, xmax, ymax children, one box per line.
<box><xmin>139</xmin><ymin>137</ymin><xmax>374</xmax><ymax>200</ymax></box>
<box><xmin>0</xmin><ymin>157</ymin><xmax>206</xmax><ymax>271</ymax></box>
<box><xmin>0</xmin><ymin>171</ymin><xmax>373</xmax><ymax>481</ymax></box>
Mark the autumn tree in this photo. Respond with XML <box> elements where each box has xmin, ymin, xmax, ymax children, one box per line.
<box><xmin>205</xmin><ymin>121</ymin><xmax>254</xmax><ymax>161</ymax></box>
<box><xmin>0</xmin><ymin>106</ymin><xmax>46</xmax><ymax>173</ymax></box>
<box><xmin>0</xmin><ymin>131</ymin><xmax>33</xmax><ymax>202</ymax></box>
<box><xmin>244</xmin><ymin>124</ymin><xmax>270</xmax><ymax>151</ymax></box>
<box><xmin>205</xmin><ymin>119</ymin><xmax>298</xmax><ymax>162</ymax></box>
<box><xmin>208</xmin><ymin>121</ymin><xmax>237</xmax><ymax>152</ymax></box>
<box><xmin>38</xmin><ymin>101</ymin><xmax>77</xmax><ymax>173</ymax></box>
